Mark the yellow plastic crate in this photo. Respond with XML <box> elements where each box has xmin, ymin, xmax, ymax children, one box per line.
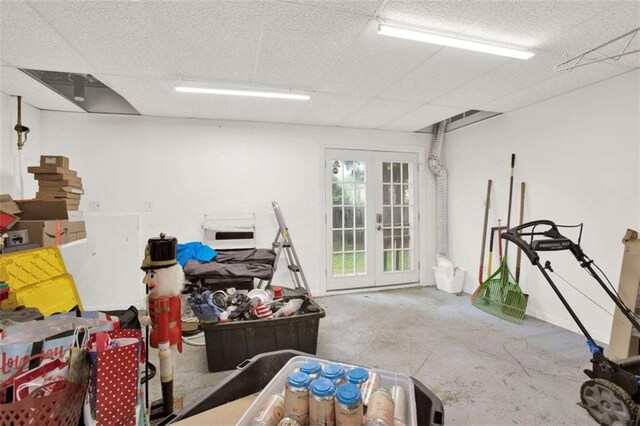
<box><xmin>0</xmin><ymin>246</ymin><xmax>83</xmax><ymax>315</ymax></box>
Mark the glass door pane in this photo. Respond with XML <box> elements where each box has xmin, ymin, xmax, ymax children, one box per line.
<box><xmin>331</xmin><ymin>159</ymin><xmax>367</xmax><ymax>277</ymax></box>
<box><xmin>381</xmin><ymin>161</ymin><xmax>413</xmax><ymax>272</ymax></box>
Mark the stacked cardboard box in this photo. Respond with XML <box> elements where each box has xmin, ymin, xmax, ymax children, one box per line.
<box><xmin>13</xmin><ymin>199</ymin><xmax>86</xmax><ymax>246</ymax></box>
<box><xmin>28</xmin><ymin>156</ymin><xmax>84</xmax><ymax>211</ymax></box>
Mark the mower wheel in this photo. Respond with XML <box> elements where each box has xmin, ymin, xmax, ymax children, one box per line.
<box><xmin>581</xmin><ymin>378</ymin><xmax>638</xmax><ymax>425</ymax></box>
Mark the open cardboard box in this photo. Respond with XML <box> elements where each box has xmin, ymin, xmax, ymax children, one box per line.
<box><xmin>0</xmin><ymin>194</ymin><xmax>21</xmax><ymax>215</ymax></box>
<box><xmin>174</xmin><ymin>394</ymin><xmax>257</xmax><ymax>425</ymax></box>
<box><xmin>13</xmin><ymin>199</ymin><xmax>85</xmax><ymax>247</ymax></box>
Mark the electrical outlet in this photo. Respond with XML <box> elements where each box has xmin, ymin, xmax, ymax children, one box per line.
<box><xmin>145</xmin><ymin>200</ymin><xmax>153</xmax><ymax>212</ymax></box>
<box><xmin>89</xmin><ymin>200</ymin><xmax>101</xmax><ymax>212</ymax></box>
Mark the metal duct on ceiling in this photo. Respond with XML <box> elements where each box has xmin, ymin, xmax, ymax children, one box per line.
<box><xmin>20</xmin><ymin>69</ymin><xmax>139</xmax><ymax>115</ymax></box>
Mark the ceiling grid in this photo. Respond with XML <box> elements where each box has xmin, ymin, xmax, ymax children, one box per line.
<box><xmin>0</xmin><ymin>0</ymin><xmax>637</xmax><ymax>131</ymax></box>
<box><xmin>250</xmin><ymin>2</ymin><xmax>268</xmax><ymax>85</ymax></box>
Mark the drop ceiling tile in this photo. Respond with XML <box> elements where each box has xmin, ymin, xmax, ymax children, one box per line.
<box><xmin>29</xmin><ymin>0</ymin><xmax>174</xmax><ymax>78</ymax></box>
<box><xmin>319</xmin><ymin>21</ymin><xmax>442</xmax><ymax>97</ymax></box>
<box><xmin>255</xmin><ymin>1</ymin><xmax>370</xmax><ymax>90</ymax></box>
<box><xmin>0</xmin><ymin>1</ymin><xmax>94</xmax><ymax>72</ymax></box>
<box><xmin>380</xmin><ymin>0</ymin><xmax>494</xmax><ymax>34</ymax></box>
<box><xmin>1</xmin><ymin>66</ymin><xmax>84</xmax><ymax>112</ymax></box>
<box><xmin>382</xmin><ymin>103</ymin><xmax>464</xmax><ymax>132</ymax></box>
<box><xmin>480</xmin><ymin>63</ymin><xmax>633</xmax><ymax>112</ymax></box>
<box><xmin>294</xmin><ymin>92</ymin><xmax>370</xmax><ymax>126</ymax></box>
<box><xmin>98</xmin><ymin>74</ymin><xmax>307</xmax><ymax>124</ymax></box>
<box><xmin>278</xmin><ymin>0</ymin><xmax>382</xmax><ymax>16</ymax></box>
<box><xmin>192</xmin><ymin>94</ymin><xmax>306</xmax><ymax>123</ymax></box>
<box><xmin>380</xmin><ymin>48</ymin><xmax>509</xmax><ymax>103</ymax></box>
<box><xmin>339</xmin><ymin>98</ymin><xmax>422</xmax><ymax>129</ymax></box>
<box><xmin>142</xmin><ymin>1</ymin><xmax>263</xmax><ymax>82</ymax></box>
<box><xmin>432</xmin><ymin>52</ymin><xmax>560</xmax><ymax>109</ymax></box>
<box><xmin>461</xmin><ymin>1</ymin><xmax>609</xmax><ymax>50</ymax></box>
<box><xmin>97</xmin><ymin>75</ymin><xmax>196</xmax><ymax>118</ymax></box>
<box><xmin>247</xmin><ymin>98</ymin><xmax>309</xmax><ymax>124</ymax></box>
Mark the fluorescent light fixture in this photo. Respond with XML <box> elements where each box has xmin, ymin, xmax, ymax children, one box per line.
<box><xmin>175</xmin><ymin>86</ymin><xmax>310</xmax><ymax>100</ymax></box>
<box><xmin>378</xmin><ymin>23</ymin><xmax>534</xmax><ymax>60</ymax></box>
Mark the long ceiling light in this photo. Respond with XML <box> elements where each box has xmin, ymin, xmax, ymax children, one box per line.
<box><xmin>175</xmin><ymin>86</ymin><xmax>310</xmax><ymax>100</ymax></box>
<box><xmin>378</xmin><ymin>23</ymin><xmax>535</xmax><ymax>60</ymax></box>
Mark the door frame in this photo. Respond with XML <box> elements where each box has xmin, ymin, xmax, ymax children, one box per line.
<box><xmin>319</xmin><ymin>142</ymin><xmax>432</xmax><ymax>295</ymax></box>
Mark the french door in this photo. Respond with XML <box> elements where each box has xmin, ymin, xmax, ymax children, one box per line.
<box><xmin>325</xmin><ymin>149</ymin><xmax>420</xmax><ymax>291</ymax></box>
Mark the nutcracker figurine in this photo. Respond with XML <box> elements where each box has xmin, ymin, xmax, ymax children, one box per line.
<box><xmin>140</xmin><ymin>233</ymin><xmax>183</xmax><ymax>419</ymax></box>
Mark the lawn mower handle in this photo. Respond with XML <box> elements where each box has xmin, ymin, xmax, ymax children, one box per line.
<box><xmin>503</xmin><ymin>220</ymin><xmax>640</xmax><ymax>403</ymax></box>
<box><xmin>502</xmin><ymin>220</ymin><xmax>585</xmax><ymax>265</ymax></box>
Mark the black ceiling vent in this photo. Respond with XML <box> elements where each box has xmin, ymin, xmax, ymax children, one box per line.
<box><xmin>20</xmin><ymin>69</ymin><xmax>139</xmax><ymax>115</ymax></box>
<box><xmin>415</xmin><ymin>109</ymin><xmax>501</xmax><ymax>133</ymax></box>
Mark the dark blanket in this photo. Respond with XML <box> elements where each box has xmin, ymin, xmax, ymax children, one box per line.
<box><xmin>184</xmin><ymin>260</ymin><xmax>274</xmax><ymax>280</ymax></box>
<box><xmin>214</xmin><ymin>249</ymin><xmax>276</xmax><ymax>265</ymax></box>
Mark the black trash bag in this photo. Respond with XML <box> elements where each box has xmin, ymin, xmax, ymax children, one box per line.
<box><xmin>102</xmin><ymin>306</ymin><xmax>141</xmax><ymax>330</ymax></box>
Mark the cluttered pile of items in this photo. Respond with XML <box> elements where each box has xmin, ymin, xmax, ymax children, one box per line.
<box><xmin>0</xmin><ymin>305</ymin><xmax>146</xmax><ymax>426</ymax></box>
<box><xmin>0</xmin><ymin>155</ymin><xmax>86</xmax><ymax>254</ymax></box>
<box><xmin>0</xmin><ymin>200</ymin><xmax>329</xmax><ymax>424</ymax></box>
<box><xmin>188</xmin><ymin>286</ymin><xmax>321</xmax><ymax>323</ymax></box>
<box><xmin>0</xmin><ymin>233</ymin><xmax>177</xmax><ymax>424</ymax></box>
<box><xmin>177</xmin><ymin>202</ymin><xmax>327</xmax><ymax>373</ymax></box>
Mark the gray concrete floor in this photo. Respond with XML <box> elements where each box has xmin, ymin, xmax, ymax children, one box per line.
<box><xmin>149</xmin><ymin>287</ymin><xmax>596</xmax><ymax>424</ymax></box>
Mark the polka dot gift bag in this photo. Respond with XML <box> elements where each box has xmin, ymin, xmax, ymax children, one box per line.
<box><xmin>84</xmin><ymin>330</ymin><xmax>144</xmax><ymax>426</ymax></box>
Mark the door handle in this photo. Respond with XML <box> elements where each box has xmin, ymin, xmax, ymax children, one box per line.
<box><xmin>376</xmin><ymin>213</ymin><xmax>382</xmax><ymax>224</ymax></box>
<box><xmin>376</xmin><ymin>225</ymin><xmax>382</xmax><ymax>231</ymax></box>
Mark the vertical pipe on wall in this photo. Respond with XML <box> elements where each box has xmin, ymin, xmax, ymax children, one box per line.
<box><xmin>428</xmin><ymin>120</ymin><xmax>449</xmax><ymax>257</ymax></box>
<box><xmin>16</xmin><ymin>96</ymin><xmax>25</xmax><ymax>198</ymax></box>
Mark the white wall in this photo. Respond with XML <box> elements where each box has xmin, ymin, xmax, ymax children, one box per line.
<box><xmin>37</xmin><ymin>112</ymin><xmax>433</xmax><ymax>310</ymax></box>
<box><xmin>446</xmin><ymin>70</ymin><xmax>640</xmax><ymax>344</ymax></box>
<box><xmin>0</xmin><ymin>93</ymin><xmax>42</xmax><ymax>197</ymax></box>
<box><xmin>6</xmin><ymin>70</ymin><xmax>638</xmax><ymax>343</ymax></box>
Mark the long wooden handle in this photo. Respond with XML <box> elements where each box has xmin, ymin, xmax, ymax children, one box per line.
<box><xmin>504</xmin><ymin>153</ymin><xmax>516</xmax><ymax>259</ymax></box>
<box><xmin>488</xmin><ymin>227</ymin><xmax>495</xmax><ymax>276</ymax></box>
<box><xmin>16</xmin><ymin>95</ymin><xmax>22</xmax><ymax>148</ymax></box>
<box><xmin>515</xmin><ymin>182</ymin><xmax>526</xmax><ymax>282</ymax></box>
<box><xmin>478</xmin><ymin>179</ymin><xmax>492</xmax><ymax>284</ymax></box>
<box><xmin>17</xmin><ymin>96</ymin><xmax>22</xmax><ymax>124</ymax></box>
<box><xmin>497</xmin><ymin>219</ymin><xmax>503</xmax><ymax>262</ymax></box>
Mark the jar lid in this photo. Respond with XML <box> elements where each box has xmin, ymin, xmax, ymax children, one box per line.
<box><xmin>301</xmin><ymin>361</ymin><xmax>322</xmax><ymax>375</ymax></box>
<box><xmin>336</xmin><ymin>383</ymin><xmax>361</xmax><ymax>405</ymax></box>
<box><xmin>310</xmin><ymin>378</ymin><xmax>336</xmax><ymax>397</ymax></box>
<box><xmin>347</xmin><ymin>367</ymin><xmax>369</xmax><ymax>384</ymax></box>
<box><xmin>322</xmin><ymin>364</ymin><xmax>345</xmax><ymax>379</ymax></box>
<box><xmin>287</xmin><ymin>371</ymin><xmax>311</xmax><ymax>388</ymax></box>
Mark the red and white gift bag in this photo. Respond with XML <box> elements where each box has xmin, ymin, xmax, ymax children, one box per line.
<box><xmin>85</xmin><ymin>329</ymin><xmax>144</xmax><ymax>426</ymax></box>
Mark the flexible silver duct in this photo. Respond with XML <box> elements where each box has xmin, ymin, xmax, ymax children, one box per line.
<box><xmin>429</xmin><ymin>120</ymin><xmax>449</xmax><ymax>256</ymax></box>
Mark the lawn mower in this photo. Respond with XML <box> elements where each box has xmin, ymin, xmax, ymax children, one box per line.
<box><xmin>503</xmin><ymin>220</ymin><xmax>640</xmax><ymax>426</ymax></box>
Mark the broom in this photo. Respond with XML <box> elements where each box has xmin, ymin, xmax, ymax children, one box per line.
<box><xmin>472</xmin><ymin>154</ymin><xmax>527</xmax><ymax>323</ymax></box>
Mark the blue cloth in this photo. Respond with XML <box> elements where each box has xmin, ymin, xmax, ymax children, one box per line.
<box><xmin>177</xmin><ymin>242</ymin><xmax>217</xmax><ymax>267</ymax></box>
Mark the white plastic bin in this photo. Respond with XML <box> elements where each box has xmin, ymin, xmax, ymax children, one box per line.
<box><xmin>436</xmin><ymin>256</ymin><xmax>454</xmax><ymax>279</ymax></box>
<box><xmin>433</xmin><ymin>267</ymin><xmax>465</xmax><ymax>294</ymax></box>
<box><xmin>237</xmin><ymin>355</ymin><xmax>418</xmax><ymax>425</ymax></box>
